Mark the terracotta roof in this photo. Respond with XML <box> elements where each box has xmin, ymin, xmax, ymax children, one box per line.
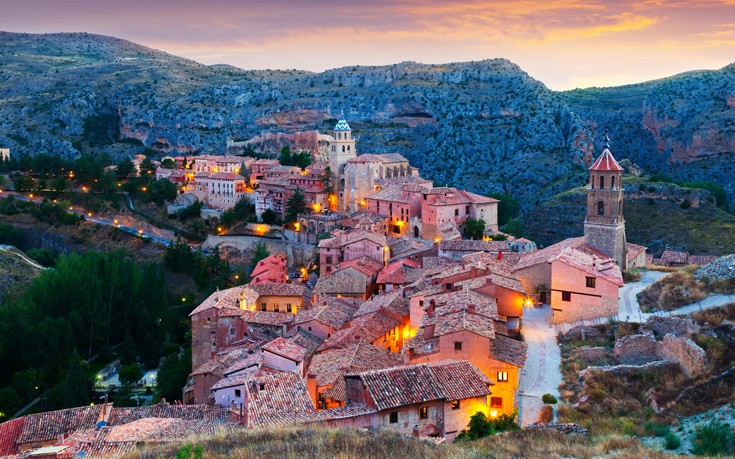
<box><xmin>189</xmin><ymin>285</ymin><xmax>244</xmax><ymax>316</ymax></box>
<box><xmin>245</xmin><ymin>372</ymin><xmax>315</xmax><ymax>428</ymax></box>
<box><xmin>294</xmin><ymin>403</ymin><xmax>377</xmax><ymax>423</ymax></box>
<box><xmin>320</xmin><ymin>311</ymin><xmax>400</xmax><ymax>351</ymax></box>
<box><xmin>626</xmin><ymin>243</ymin><xmax>647</xmax><ymax>261</ymax></box>
<box><xmin>333</xmin><ymin>256</ymin><xmax>383</xmax><ymax>277</ymax></box>
<box><xmin>348</xmin><ymin>360</ymin><xmax>492</xmax><ymax>411</ymax></box>
<box><xmin>246</xmin><ymin>282</ymin><xmax>309</xmax><ymax>298</ymax></box>
<box><xmin>0</xmin><ymin>418</ymin><xmax>24</xmax><ymax>456</ymax></box>
<box><xmin>661</xmin><ymin>250</ymin><xmax>689</xmax><ymax>264</ymax></box>
<box><xmin>307</xmin><ymin>343</ymin><xmax>403</xmax><ymax>387</ymax></box>
<box><xmin>589</xmin><ymin>147</ymin><xmax>623</xmax><ymax>171</ymax></box>
<box><xmin>377</xmin><ymin>260</ymin><xmax>424</xmax><ymax>285</ymax></box>
<box><xmin>489</xmin><ymin>334</ymin><xmax>528</xmax><ymax>367</ymax></box>
<box><xmin>294</xmin><ymin>297</ymin><xmax>360</xmax><ymax>329</ymax></box>
<box><xmin>353</xmin><ymin>290</ymin><xmax>409</xmax><ymax>318</ymax></box>
<box><xmin>17</xmin><ymin>405</ymin><xmax>105</xmax><ymax>445</ymax></box>
<box><xmin>365</xmin><ymin>184</ymin><xmax>415</xmax><ymax>204</ymax></box>
<box><xmin>239</xmin><ymin>310</ymin><xmax>295</xmax><ymax>326</ymax></box>
<box><xmin>313</xmin><ymin>271</ymin><xmax>368</xmax><ymax>296</ymax></box>
<box><xmin>440</xmin><ymin>240</ymin><xmax>508</xmax><ymax>253</ymax></box>
<box><xmin>318</xmin><ymin>229</ymin><xmax>386</xmax><ymax>248</ymax></box>
<box><xmin>262</xmin><ymin>337</ymin><xmax>310</xmax><ymax>363</ymax></box>
<box><xmin>687</xmin><ymin>255</ymin><xmax>718</xmax><ymax>266</ymax></box>
<box><xmin>209</xmin><ymin>172</ymin><xmax>245</xmax><ymax>181</ymax></box>
<box><xmin>107</xmin><ymin>405</ymin><xmax>231</xmax><ymax>426</ymax></box>
<box><xmin>425</xmin><ymin>188</ymin><xmax>498</xmax><ymax>206</ymax></box>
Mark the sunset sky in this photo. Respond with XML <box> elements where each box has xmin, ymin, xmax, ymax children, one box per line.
<box><xmin>1</xmin><ymin>0</ymin><xmax>734</xmax><ymax>89</ymax></box>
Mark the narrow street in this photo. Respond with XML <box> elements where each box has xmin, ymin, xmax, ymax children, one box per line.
<box><xmin>517</xmin><ymin>305</ymin><xmax>561</xmax><ymax>426</ymax></box>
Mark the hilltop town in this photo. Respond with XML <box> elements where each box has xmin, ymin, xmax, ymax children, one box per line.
<box><xmin>2</xmin><ymin>108</ymin><xmax>734</xmax><ymax>459</ymax></box>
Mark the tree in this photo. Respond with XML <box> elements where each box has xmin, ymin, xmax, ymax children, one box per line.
<box><xmin>463</xmin><ymin>218</ymin><xmax>486</xmax><ymax>240</ymax></box>
<box><xmin>160</xmin><ymin>158</ymin><xmax>177</xmax><ymax>169</ymax></box>
<box><xmin>285</xmin><ymin>188</ymin><xmax>306</xmax><ymax>224</ymax></box>
<box><xmin>139</xmin><ymin>157</ymin><xmax>156</xmax><ymax>179</ymax></box>
<box><xmin>0</xmin><ymin>221</ymin><xmax>23</xmax><ymax>246</ymax></box>
<box><xmin>320</xmin><ymin>166</ymin><xmax>334</xmax><ymax>195</ymax></box>
<box><xmin>156</xmin><ymin>352</ymin><xmax>186</xmax><ymax>403</ymax></box>
<box><xmin>261</xmin><ymin>208</ymin><xmax>276</xmax><ymax>224</ymax></box>
<box><xmin>278</xmin><ymin>146</ymin><xmax>292</xmax><ymax>166</ymax></box>
<box><xmin>488</xmin><ymin>193</ymin><xmax>520</xmax><ymax>226</ymax></box>
<box><xmin>239</xmin><ymin>162</ymin><xmax>250</xmax><ymax>185</ymax></box>
<box><xmin>51</xmin><ymin>176</ymin><xmax>67</xmax><ymax>192</ymax></box>
<box><xmin>148</xmin><ymin>179</ymin><xmax>177</xmax><ymax>205</ymax></box>
<box><xmin>118</xmin><ymin>364</ymin><xmax>143</xmax><ymax>387</ymax></box>
<box><xmin>64</xmin><ymin>349</ymin><xmax>90</xmax><ymax>408</ymax></box>
<box><xmin>249</xmin><ymin>241</ymin><xmax>270</xmax><ymax>272</ymax></box>
<box><xmin>501</xmin><ymin>218</ymin><xmax>525</xmax><ymax>238</ymax></box>
<box><xmin>117</xmin><ymin>158</ymin><xmax>135</xmax><ymax>179</ymax></box>
<box><xmin>292</xmin><ymin>151</ymin><xmax>312</xmax><ymax>169</ymax></box>
<box><xmin>165</xmin><ymin>238</ymin><xmax>196</xmax><ymax>273</ymax></box>
<box><xmin>12</xmin><ymin>175</ymin><xmax>34</xmax><ymax>191</ymax></box>
<box><xmin>0</xmin><ymin>388</ymin><xmax>21</xmax><ymax>420</ymax></box>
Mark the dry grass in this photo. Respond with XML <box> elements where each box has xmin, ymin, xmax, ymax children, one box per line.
<box><xmin>692</xmin><ymin>302</ymin><xmax>735</xmax><ymax>326</ymax></box>
<box><xmin>119</xmin><ymin>426</ymin><xmax>687</xmax><ymax>459</ymax></box>
<box><xmin>638</xmin><ymin>270</ymin><xmax>707</xmax><ymax>312</ymax></box>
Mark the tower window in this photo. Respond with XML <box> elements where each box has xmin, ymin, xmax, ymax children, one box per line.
<box><xmin>599</xmin><ymin>176</ymin><xmax>605</xmax><ymax>189</ymax></box>
<box><xmin>597</xmin><ymin>201</ymin><xmax>605</xmax><ymax>216</ymax></box>
<box><xmin>611</xmin><ymin>176</ymin><xmax>616</xmax><ymax>189</ymax></box>
<box><xmin>342</xmin><ymin>146</ymin><xmax>345</xmax><ymax>152</ymax></box>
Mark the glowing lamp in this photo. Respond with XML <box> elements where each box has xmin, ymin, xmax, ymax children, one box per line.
<box><xmin>490</xmin><ymin>410</ymin><xmax>498</xmax><ymax>418</ymax></box>
<box><xmin>294</xmin><ymin>222</ymin><xmax>300</xmax><ymax>231</ymax></box>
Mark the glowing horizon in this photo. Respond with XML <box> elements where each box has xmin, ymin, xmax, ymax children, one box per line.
<box><xmin>1</xmin><ymin>0</ymin><xmax>734</xmax><ymax>90</ymax></box>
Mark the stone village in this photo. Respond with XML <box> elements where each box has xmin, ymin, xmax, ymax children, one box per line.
<box><xmin>3</xmin><ymin>116</ymin><xmax>724</xmax><ymax>457</ymax></box>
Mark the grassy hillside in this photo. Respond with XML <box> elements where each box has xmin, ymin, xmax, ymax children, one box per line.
<box><xmin>128</xmin><ymin>426</ymin><xmax>683</xmax><ymax>459</ymax></box>
<box><xmin>0</xmin><ymin>245</ymin><xmax>42</xmax><ymax>301</ymax></box>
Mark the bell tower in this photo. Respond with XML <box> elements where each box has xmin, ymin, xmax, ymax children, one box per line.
<box><xmin>584</xmin><ymin>133</ymin><xmax>627</xmax><ymax>269</ymax></box>
<box><xmin>328</xmin><ymin>113</ymin><xmax>356</xmax><ymax>176</ymax></box>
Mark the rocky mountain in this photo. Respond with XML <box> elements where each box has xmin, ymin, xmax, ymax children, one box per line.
<box><xmin>1</xmin><ymin>32</ymin><xmax>734</xmax><ymax>221</ymax></box>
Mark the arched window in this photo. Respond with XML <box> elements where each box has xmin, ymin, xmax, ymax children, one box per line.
<box><xmin>347</xmin><ymin>145</ymin><xmax>350</xmax><ymax>151</ymax></box>
<box><xmin>338</xmin><ymin>133</ymin><xmax>342</xmax><ymax>140</ymax></box>
<box><xmin>597</xmin><ymin>200</ymin><xmax>605</xmax><ymax>216</ymax></box>
<box><xmin>599</xmin><ymin>176</ymin><xmax>605</xmax><ymax>189</ymax></box>
<box><xmin>611</xmin><ymin>176</ymin><xmax>616</xmax><ymax>189</ymax></box>
<box><xmin>590</xmin><ymin>175</ymin><xmax>595</xmax><ymax>189</ymax></box>
<box><xmin>342</xmin><ymin>146</ymin><xmax>345</xmax><ymax>152</ymax></box>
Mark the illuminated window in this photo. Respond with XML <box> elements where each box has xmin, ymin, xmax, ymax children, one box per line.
<box><xmin>419</xmin><ymin>406</ymin><xmax>428</xmax><ymax>420</ymax></box>
<box><xmin>490</xmin><ymin>397</ymin><xmax>503</xmax><ymax>408</ymax></box>
<box><xmin>451</xmin><ymin>400</ymin><xmax>460</xmax><ymax>410</ymax></box>
<box><xmin>497</xmin><ymin>371</ymin><xmax>509</xmax><ymax>382</ymax></box>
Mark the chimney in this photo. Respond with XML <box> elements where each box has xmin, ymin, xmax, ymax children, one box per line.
<box><xmin>470</xmin><ymin>266</ymin><xmax>478</xmax><ymax>279</ymax></box>
<box><xmin>427</xmin><ymin>300</ymin><xmax>435</xmax><ymax>318</ymax></box>
<box><xmin>306</xmin><ymin>373</ymin><xmax>318</xmax><ymax>408</ymax></box>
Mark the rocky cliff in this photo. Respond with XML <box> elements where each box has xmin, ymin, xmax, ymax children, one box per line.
<box><xmin>1</xmin><ymin>32</ymin><xmax>734</xmax><ymax>211</ymax></box>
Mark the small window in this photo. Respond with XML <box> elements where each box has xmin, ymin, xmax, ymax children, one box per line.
<box><xmin>229</xmin><ymin>328</ymin><xmax>235</xmax><ymax>336</ymax></box>
<box><xmin>490</xmin><ymin>397</ymin><xmax>503</xmax><ymax>408</ymax></box>
<box><xmin>454</xmin><ymin>342</ymin><xmax>462</xmax><ymax>351</ymax></box>
<box><xmin>287</xmin><ymin>304</ymin><xmax>293</xmax><ymax>313</ymax></box>
<box><xmin>259</xmin><ymin>383</ymin><xmax>265</xmax><ymax>391</ymax></box>
<box><xmin>419</xmin><ymin>406</ymin><xmax>428</xmax><ymax>419</ymax></box>
<box><xmin>261</xmin><ymin>303</ymin><xmax>267</xmax><ymax>311</ymax></box>
<box><xmin>274</xmin><ymin>305</ymin><xmax>280</xmax><ymax>312</ymax></box>
<box><xmin>234</xmin><ymin>389</ymin><xmax>241</xmax><ymax>397</ymax></box>
<box><xmin>497</xmin><ymin>371</ymin><xmax>509</xmax><ymax>382</ymax></box>
<box><xmin>597</xmin><ymin>200</ymin><xmax>605</xmax><ymax>216</ymax></box>
<box><xmin>451</xmin><ymin>400</ymin><xmax>460</xmax><ymax>410</ymax></box>
<box><xmin>389</xmin><ymin>411</ymin><xmax>398</xmax><ymax>423</ymax></box>
<box><xmin>561</xmin><ymin>291</ymin><xmax>572</xmax><ymax>302</ymax></box>
<box><xmin>465</xmin><ymin>206</ymin><xmax>470</xmax><ymax>215</ymax></box>
<box><xmin>454</xmin><ymin>208</ymin><xmax>459</xmax><ymax>216</ymax></box>
<box><xmin>326</xmin><ymin>256</ymin><xmax>333</xmax><ymax>264</ymax></box>
<box><xmin>586</xmin><ymin>277</ymin><xmax>596</xmax><ymax>288</ymax></box>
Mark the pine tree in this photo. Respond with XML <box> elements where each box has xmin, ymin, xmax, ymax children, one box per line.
<box><xmin>64</xmin><ymin>349</ymin><xmax>90</xmax><ymax>408</ymax></box>
<box><xmin>285</xmin><ymin>188</ymin><xmax>306</xmax><ymax>223</ymax></box>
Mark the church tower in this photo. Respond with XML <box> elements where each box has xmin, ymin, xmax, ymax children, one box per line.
<box><xmin>584</xmin><ymin>134</ymin><xmax>627</xmax><ymax>269</ymax></box>
<box><xmin>328</xmin><ymin>114</ymin><xmax>356</xmax><ymax>178</ymax></box>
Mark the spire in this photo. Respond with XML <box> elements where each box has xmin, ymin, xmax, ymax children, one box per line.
<box><xmin>334</xmin><ymin>111</ymin><xmax>351</xmax><ymax>131</ymax></box>
<box><xmin>589</xmin><ymin>130</ymin><xmax>623</xmax><ymax>171</ymax></box>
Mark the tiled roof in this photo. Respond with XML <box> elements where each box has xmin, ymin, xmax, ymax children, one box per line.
<box><xmin>286</xmin><ymin>329</ymin><xmax>324</xmax><ymax>356</ymax></box>
<box><xmin>589</xmin><ymin>147</ymin><xmax>623</xmax><ymax>171</ymax></box>
<box><xmin>349</xmin><ymin>360</ymin><xmax>492</xmax><ymax>411</ymax></box>
<box><xmin>626</xmin><ymin>243</ymin><xmax>647</xmax><ymax>261</ymax></box>
<box><xmin>320</xmin><ymin>311</ymin><xmax>400</xmax><ymax>351</ymax></box>
<box><xmin>307</xmin><ymin>343</ymin><xmax>402</xmax><ymax>387</ymax></box>
<box><xmin>0</xmin><ymin>417</ymin><xmax>24</xmax><ymax>456</ymax></box>
<box><xmin>333</xmin><ymin>117</ymin><xmax>351</xmax><ymax>131</ymax></box>
<box><xmin>247</xmin><ymin>282</ymin><xmax>309</xmax><ymax>298</ymax></box>
<box><xmin>425</xmin><ymin>188</ymin><xmax>498</xmax><ymax>206</ymax></box>
<box><xmin>318</xmin><ymin>229</ymin><xmax>386</xmax><ymax>248</ymax></box>
<box><xmin>377</xmin><ymin>260</ymin><xmax>424</xmax><ymax>285</ymax></box>
<box><xmin>661</xmin><ymin>250</ymin><xmax>689</xmax><ymax>264</ymax></box>
<box><xmin>353</xmin><ymin>290</ymin><xmax>409</xmax><ymax>318</ymax></box>
<box><xmin>209</xmin><ymin>172</ymin><xmax>245</xmax><ymax>181</ymax></box>
<box><xmin>107</xmin><ymin>404</ymin><xmax>231</xmax><ymax>426</ymax></box>
<box><xmin>294</xmin><ymin>403</ymin><xmax>377</xmax><ymax>423</ymax></box>
<box><xmin>440</xmin><ymin>240</ymin><xmax>508</xmax><ymax>252</ymax></box>
<box><xmin>422</xmin><ymin>257</ymin><xmax>454</xmax><ymax>270</ymax></box>
<box><xmin>313</xmin><ymin>271</ymin><xmax>368</xmax><ymax>296</ymax></box>
<box><xmin>246</xmin><ymin>372</ymin><xmax>315</xmax><ymax>428</ymax></box>
<box><xmin>294</xmin><ymin>297</ymin><xmax>360</xmax><ymax>329</ymax></box>
<box><xmin>488</xmin><ymin>334</ymin><xmax>528</xmax><ymax>367</ymax></box>
<box><xmin>189</xmin><ymin>285</ymin><xmax>243</xmax><ymax>316</ymax></box>
<box><xmin>222</xmin><ymin>352</ymin><xmax>263</xmax><ymax>376</ymax></box>
<box><xmin>365</xmin><ymin>184</ymin><xmax>414</xmax><ymax>204</ymax></box>
<box><xmin>262</xmin><ymin>337</ymin><xmax>310</xmax><ymax>362</ymax></box>
<box><xmin>334</xmin><ymin>256</ymin><xmax>383</xmax><ymax>277</ymax></box>
<box><xmin>17</xmin><ymin>405</ymin><xmax>105</xmax><ymax>445</ymax></box>
<box><xmin>687</xmin><ymin>255</ymin><xmax>718</xmax><ymax>266</ymax></box>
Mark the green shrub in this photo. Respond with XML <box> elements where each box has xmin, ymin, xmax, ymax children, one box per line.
<box><xmin>680</xmin><ymin>199</ymin><xmax>691</xmax><ymax>209</ymax></box>
<box><xmin>541</xmin><ymin>393</ymin><xmax>557</xmax><ymax>404</ymax></box>
<box><xmin>691</xmin><ymin>421</ymin><xmax>733</xmax><ymax>456</ymax></box>
<box><xmin>456</xmin><ymin>411</ymin><xmax>519</xmax><ymax>441</ymax></box>
<box><xmin>664</xmin><ymin>431</ymin><xmax>681</xmax><ymax>450</ymax></box>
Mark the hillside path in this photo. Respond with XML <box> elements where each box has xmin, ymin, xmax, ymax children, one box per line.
<box><xmin>517</xmin><ymin>305</ymin><xmax>561</xmax><ymax>426</ymax></box>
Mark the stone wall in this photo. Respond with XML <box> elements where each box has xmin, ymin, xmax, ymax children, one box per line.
<box><xmin>646</xmin><ymin>315</ymin><xmax>699</xmax><ymax>337</ymax></box>
<box><xmin>613</xmin><ymin>331</ymin><xmax>658</xmax><ymax>364</ymax></box>
<box><xmin>580</xmin><ymin>347</ymin><xmax>610</xmax><ymax>362</ymax></box>
<box><xmin>656</xmin><ymin>333</ymin><xmax>708</xmax><ymax>378</ymax></box>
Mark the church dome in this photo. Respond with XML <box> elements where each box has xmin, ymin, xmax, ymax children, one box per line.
<box><xmin>333</xmin><ymin>117</ymin><xmax>351</xmax><ymax>131</ymax></box>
